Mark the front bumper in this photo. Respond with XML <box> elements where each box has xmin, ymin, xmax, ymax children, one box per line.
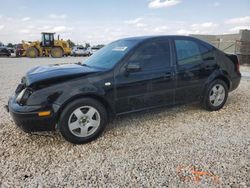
<box><xmin>7</xmin><ymin>97</ymin><xmax>60</xmax><ymax>133</ymax></box>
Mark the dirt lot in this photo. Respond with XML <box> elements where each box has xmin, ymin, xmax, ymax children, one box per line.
<box><xmin>0</xmin><ymin>57</ymin><xmax>249</xmax><ymax>187</ymax></box>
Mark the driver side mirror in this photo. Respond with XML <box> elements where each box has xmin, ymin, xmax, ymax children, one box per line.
<box><xmin>126</xmin><ymin>63</ymin><xmax>141</xmax><ymax>73</ymax></box>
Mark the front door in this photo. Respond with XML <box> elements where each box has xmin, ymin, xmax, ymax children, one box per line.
<box><xmin>115</xmin><ymin>39</ymin><xmax>175</xmax><ymax>114</ymax></box>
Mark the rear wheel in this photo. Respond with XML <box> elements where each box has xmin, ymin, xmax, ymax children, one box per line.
<box><xmin>51</xmin><ymin>47</ymin><xmax>63</xmax><ymax>58</ymax></box>
<box><xmin>202</xmin><ymin>79</ymin><xmax>228</xmax><ymax>111</ymax></box>
<box><xmin>26</xmin><ymin>47</ymin><xmax>38</xmax><ymax>58</ymax></box>
<box><xmin>59</xmin><ymin>98</ymin><xmax>107</xmax><ymax>144</ymax></box>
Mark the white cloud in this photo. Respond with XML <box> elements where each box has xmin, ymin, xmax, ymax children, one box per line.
<box><xmin>21</xmin><ymin>17</ymin><xmax>31</xmax><ymax>22</ymax></box>
<box><xmin>27</xmin><ymin>25</ymin><xmax>35</xmax><ymax>29</ymax></box>
<box><xmin>20</xmin><ymin>29</ymin><xmax>30</xmax><ymax>34</ymax></box>
<box><xmin>200</xmin><ymin>22</ymin><xmax>217</xmax><ymax>28</ymax></box>
<box><xmin>148</xmin><ymin>0</ymin><xmax>181</xmax><ymax>9</ymax></box>
<box><xmin>229</xmin><ymin>26</ymin><xmax>250</xmax><ymax>32</ymax></box>
<box><xmin>38</xmin><ymin>25</ymin><xmax>52</xmax><ymax>31</ymax></box>
<box><xmin>225</xmin><ymin>16</ymin><xmax>250</xmax><ymax>25</ymax></box>
<box><xmin>125</xmin><ymin>17</ymin><xmax>143</xmax><ymax>24</ymax></box>
<box><xmin>124</xmin><ymin>17</ymin><xmax>147</xmax><ymax>28</ymax></box>
<box><xmin>48</xmin><ymin>14</ymin><xmax>67</xmax><ymax>19</ymax></box>
<box><xmin>213</xmin><ymin>2</ymin><xmax>220</xmax><ymax>7</ymax></box>
<box><xmin>177</xmin><ymin>29</ymin><xmax>191</xmax><ymax>35</ymax></box>
<box><xmin>0</xmin><ymin>25</ymin><xmax>4</xmax><ymax>30</ymax></box>
<box><xmin>51</xmin><ymin>26</ymin><xmax>73</xmax><ymax>33</ymax></box>
<box><xmin>191</xmin><ymin>22</ymin><xmax>218</xmax><ymax>33</ymax></box>
<box><xmin>176</xmin><ymin>22</ymin><xmax>218</xmax><ymax>35</ymax></box>
<box><xmin>136</xmin><ymin>23</ymin><xmax>147</xmax><ymax>28</ymax></box>
<box><xmin>153</xmin><ymin>26</ymin><xmax>169</xmax><ymax>33</ymax></box>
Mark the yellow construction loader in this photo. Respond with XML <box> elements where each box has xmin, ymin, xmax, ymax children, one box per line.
<box><xmin>22</xmin><ymin>32</ymin><xmax>71</xmax><ymax>58</ymax></box>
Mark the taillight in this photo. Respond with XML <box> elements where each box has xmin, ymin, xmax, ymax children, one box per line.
<box><xmin>236</xmin><ymin>62</ymin><xmax>240</xmax><ymax>73</ymax></box>
<box><xmin>236</xmin><ymin>56</ymin><xmax>240</xmax><ymax>73</ymax></box>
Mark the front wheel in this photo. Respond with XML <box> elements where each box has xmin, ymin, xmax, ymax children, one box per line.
<box><xmin>59</xmin><ymin>98</ymin><xmax>107</xmax><ymax>144</ymax></box>
<box><xmin>26</xmin><ymin>47</ymin><xmax>38</xmax><ymax>58</ymax></box>
<box><xmin>202</xmin><ymin>79</ymin><xmax>228</xmax><ymax>111</ymax></box>
<box><xmin>51</xmin><ymin>47</ymin><xmax>64</xmax><ymax>58</ymax></box>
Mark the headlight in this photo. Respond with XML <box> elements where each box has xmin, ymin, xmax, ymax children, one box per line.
<box><xmin>16</xmin><ymin>88</ymin><xmax>33</xmax><ymax>105</ymax></box>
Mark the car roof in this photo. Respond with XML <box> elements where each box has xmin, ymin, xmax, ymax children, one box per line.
<box><xmin>120</xmin><ymin>35</ymin><xmax>198</xmax><ymax>42</ymax></box>
<box><xmin>118</xmin><ymin>35</ymin><xmax>213</xmax><ymax>49</ymax></box>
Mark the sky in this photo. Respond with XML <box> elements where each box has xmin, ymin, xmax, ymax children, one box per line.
<box><xmin>0</xmin><ymin>0</ymin><xmax>249</xmax><ymax>45</ymax></box>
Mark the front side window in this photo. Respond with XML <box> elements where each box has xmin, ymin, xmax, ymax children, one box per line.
<box><xmin>128</xmin><ymin>40</ymin><xmax>171</xmax><ymax>71</ymax></box>
<box><xmin>175</xmin><ymin>40</ymin><xmax>202</xmax><ymax>65</ymax></box>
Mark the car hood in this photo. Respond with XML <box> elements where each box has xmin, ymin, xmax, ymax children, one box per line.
<box><xmin>25</xmin><ymin>63</ymin><xmax>102</xmax><ymax>86</ymax></box>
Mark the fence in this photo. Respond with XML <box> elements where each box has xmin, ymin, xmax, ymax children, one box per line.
<box><xmin>208</xmin><ymin>40</ymin><xmax>250</xmax><ymax>65</ymax></box>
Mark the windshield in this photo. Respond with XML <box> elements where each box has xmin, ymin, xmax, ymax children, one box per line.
<box><xmin>83</xmin><ymin>39</ymin><xmax>139</xmax><ymax>70</ymax></box>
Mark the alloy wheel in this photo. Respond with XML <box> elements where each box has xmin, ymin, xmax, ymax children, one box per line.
<box><xmin>209</xmin><ymin>84</ymin><xmax>226</xmax><ymax>107</ymax></box>
<box><xmin>68</xmin><ymin>106</ymin><xmax>101</xmax><ymax>137</ymax></box>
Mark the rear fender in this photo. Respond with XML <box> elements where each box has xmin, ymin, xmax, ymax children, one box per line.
<box><xmin>201</xmin><ymin>69</ymin><xmax>232</xmax><ymax>99</ymax></box>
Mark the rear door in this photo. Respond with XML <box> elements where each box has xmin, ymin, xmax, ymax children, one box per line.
<box><xmin>115</xmin><ymin>39</ymin><xmax>175</xmax><ymax>114</ymax></box>
<box><xmin>173</xmin><ymin>37</ymin><xmax>217</xmax><ymax>103</ymax></box>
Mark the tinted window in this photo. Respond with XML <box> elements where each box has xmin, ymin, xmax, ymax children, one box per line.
<box><xmin>199</xmin><ymin>43</ymin><xmax>214</xmax><ymax>61</ymax></box>
<box><xmin>128</xmin><ymin>40</ymin><xmax>170</xmax><ymax>71</ymax></box>
<box><xmin>175</xmin><ymin>40</ymin><xmax>202</xmax><ymax>65</ymax></box>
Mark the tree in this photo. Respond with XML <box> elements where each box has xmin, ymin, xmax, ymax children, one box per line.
<box><xmin>85</xmin><ymin>43</ymin><xmax>91</xmax><ymax>48</ymax></box>
<box><xmin>67</xmin><ymin>39</ymin><xmax>76</xmax><ymax>48</ymax></box>
<box><xmin>7</xmin><ymin>43</ymin><xmax>14</xmax><ymax>48</ymax></box>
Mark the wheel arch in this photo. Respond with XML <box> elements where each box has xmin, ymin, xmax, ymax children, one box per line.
<box><xmin>201</xmin><ymin>70</ymin><xmax>232</xmax><ymax>100</ymax></box>
<box><xmin>55</xmin><ymin>94</ymin><xmax>114</xmax><ymax>125</ymax></box>
<box><xmin>214</xmin><ymin>75</ymin><xmax>231</xmax><ymax>90</ymax></box>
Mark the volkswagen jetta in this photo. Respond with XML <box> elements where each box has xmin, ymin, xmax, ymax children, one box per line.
<box><xmin>7</xmin><ymin>36</ymin><xmax>241</xmax><ymax>144</ymax></box>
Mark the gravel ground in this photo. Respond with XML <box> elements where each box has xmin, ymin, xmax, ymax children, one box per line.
<box><xmin>240</xmin><ymin>65</ymin><xmax>250</xmax><ymax>73</ymax></box>
<box><xmin>0</xmin><ymin>57</ymin><xmax>249</xmax><ymax>187</ymax></box>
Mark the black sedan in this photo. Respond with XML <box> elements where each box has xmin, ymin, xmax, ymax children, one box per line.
<box><xmin>7</xmin><ymin>36</ymin><xmax>241</xmax><ymax>144</ymax></box>
<box><xmin>0</xmin><ymin>47</ymin><xmax>11</xmax><ymax>57</ymax></box>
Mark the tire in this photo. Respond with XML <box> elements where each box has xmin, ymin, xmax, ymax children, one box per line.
<box><xmin>59</xmin><ymin>98</ymin><xmax>108</xmax><ymax>144</ymax></box>
<box><xmin>51</xmin><ymin>47</ymin><xmax>64</xmax><ymax>58</ymax></box>
<box><xmin>202</xmin><ymin>79</ymin><xmax>228</xmax><ymax>111</ymax></box>
<box><xmin>26</xmin><ymin>47</ymin><xmax>38</xmax><ymax>58</ymax></box>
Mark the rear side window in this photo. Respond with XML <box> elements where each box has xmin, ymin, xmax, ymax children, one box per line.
<box><xmin>128</xmin><ymin>40</ymin><xmax>171</xmax><ymax>71</ymax></box>
<box><xmin>199</xmin><ymin>43</ymin><xmax>215</xmax><ymax>61</ymax></box>
<box><xmin>175</xmin><ymin>40</ymin><xmax>202</xmax><ymax>65</ymax></box>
